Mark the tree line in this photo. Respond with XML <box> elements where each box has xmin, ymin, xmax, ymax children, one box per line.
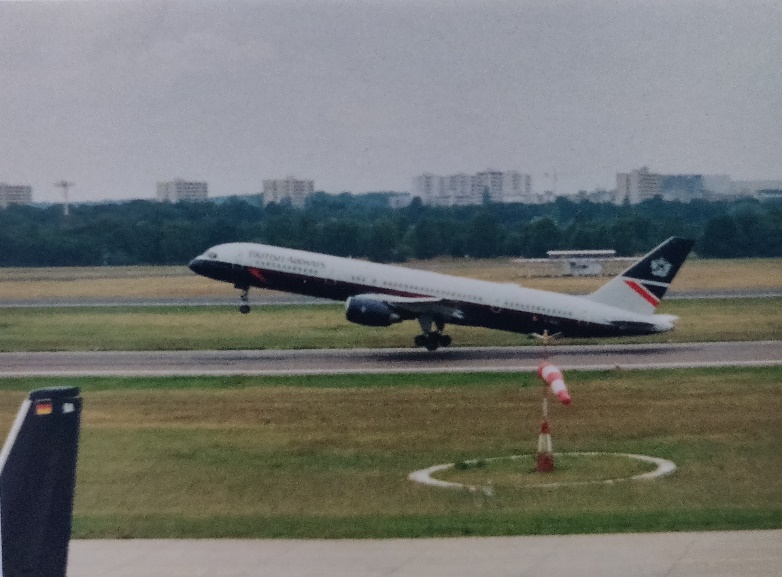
<box><xmin>1</xmin><ymin>193</ymin><xmax>781</xmax><ymax>267</ymax></box>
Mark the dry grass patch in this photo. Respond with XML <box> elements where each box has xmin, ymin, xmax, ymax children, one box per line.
<box><xmin>1</xmin><ymin>258</ymin><xmax>781</xmax><ymax>301</ymax></box>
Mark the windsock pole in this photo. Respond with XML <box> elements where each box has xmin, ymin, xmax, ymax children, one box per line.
<box><xmin>536</xmin><ymin>382</ymin><xmax>555</xmax><ymax>472</ymax></box>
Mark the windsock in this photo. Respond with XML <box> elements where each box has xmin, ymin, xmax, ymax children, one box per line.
<box><xmin>537</xmin><ymin>361</ymin><xmax>571</xmax><ymax>405</ymax></box>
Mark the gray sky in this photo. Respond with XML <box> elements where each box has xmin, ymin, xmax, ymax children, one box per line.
<box><xmin>1</xmin><ymin>0</ymin><xmax>780</xmax><ymax>202</ymax></box>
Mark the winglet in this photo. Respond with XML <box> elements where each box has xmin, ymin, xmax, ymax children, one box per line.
<box><xmin>586</xmin><ymin>237</ymin><xmax>695</xmax><ymax>315</ymax></box>
<box><xmin>0</xmin><ymin>387</ymin><xmax>82</xmax><ymax>577</ymax></box>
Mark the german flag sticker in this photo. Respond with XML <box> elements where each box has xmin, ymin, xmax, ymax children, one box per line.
<box><xmin>35</xmin><ymin>401</ymin><xmax>53</xmax><ymax>416</ymax></box>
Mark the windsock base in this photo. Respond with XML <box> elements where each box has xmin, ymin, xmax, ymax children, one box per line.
<box><xmin>536</xmin><ymin>421</ymin><xmax>555</xmax><ymax>472</ymax></box>
<box><xmin>536</xmin><ymin>451</ymin><xmax>554</xmax><ymax>472</ymax></box>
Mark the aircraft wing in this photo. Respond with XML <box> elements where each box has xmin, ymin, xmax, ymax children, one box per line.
<box><xmin>356</xmin><ymin>293</ymin><xmax>465</xmax><ymax>321</ymax></box>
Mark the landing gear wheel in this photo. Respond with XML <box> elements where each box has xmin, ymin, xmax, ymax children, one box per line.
<box><xmin>238</xmin><ymin>287</ymin><xmax>250</xmax><ymax>314</ymax></box>
<box><xmin>414</xmin><ymin>332</ymin><xmax>451</xmax><ymax>350</ymax></box>
<box><xmin>424</xmin><ymin>334</ymin><xmax>440</xmax><ymax>351</ymax></box>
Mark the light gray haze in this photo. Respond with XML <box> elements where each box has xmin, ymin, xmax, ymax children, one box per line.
<box><xmin>1</xmin><ymin>0</ymin><xmax>780</xmax><ymax>202</ymax></box>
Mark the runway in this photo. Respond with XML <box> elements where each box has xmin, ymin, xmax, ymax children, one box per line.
<box><xmin>1</xmin><ymin>340</ymin><xmax>780</xmax><ymax>377</ymax></box>
<box><xmin>68</xmin><ymin>530</ymin><xmax>781</xmax><ymax>577</ymax></box>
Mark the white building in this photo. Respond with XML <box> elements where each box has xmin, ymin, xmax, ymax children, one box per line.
<box><xmin>443</xmin><ymin>173</ymin><xmax>473</xmax><ymax>206</ymax></box>
<box><xmin>617</xmin><ymin>168</ymin><xmax>782</xmax><ymax>204</ymax></box>
<box><xmin>413</xmin><ymin>170</ymin><xmax>534</xmax><ymax>206</ymax></box>
<box><xmin>262</xmin><ymin>177</ymin><xmax>314</xmax><ymax>207</ymax></box>
<box><xmin>502</xmin><ymin>171</ymin><xmax>534</xmax><ymax>203</ymax></box>
<box><xmin>615</xmin><ymin>167</ymin><xmax>663</xmax><ymax>204</ymax></box>
<box><xmin>156</xmin><ymin>180</ymin><xmax>208</xmax><ymax>202</ymax></box>
<box><xmin>472</xmin><ymin>169</ymin><xmax>505</xmax><ymax>203</ymax></box>
<box><xmin>0</xmin><ymin>183</ymin><xmax>33</xmax><ymax>208</ymax></box>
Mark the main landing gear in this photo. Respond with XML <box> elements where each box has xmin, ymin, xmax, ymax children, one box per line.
<box><xmin>238</xmin><ymin>286</ymin><xmax>251</xmax><ymax>314</ymax></box>
<box><xmin>414</xmin><ymin>316</ymin><xmax>452</xmax><ymax>351</ymax></box>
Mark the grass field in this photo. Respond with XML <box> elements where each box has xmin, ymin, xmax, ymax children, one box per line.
<box><xmin>0</xmin><ymin>297</ymin><xmax>779</xmax><ymax>352</ymax></box>
<box><xmin>1</xmin><ymin>257</ymin><xmax>781</xmax><ymax>301</ymax></box>
<box><xmin>0</xmin><ymin>368</ymin><xmax>779</xmax><ymax>538</ymax></box>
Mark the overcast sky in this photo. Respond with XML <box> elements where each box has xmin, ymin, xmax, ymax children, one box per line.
<box><xmin>1</xmin><ymin>0</ymin><xmax>780</xmax><ymax>202</ymax></box>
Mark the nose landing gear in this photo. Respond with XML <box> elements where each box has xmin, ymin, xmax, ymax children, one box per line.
<box><xmin>238</xmin><ymin>286</ymin><xmax>251</xmax><ymax>314</ymax></box>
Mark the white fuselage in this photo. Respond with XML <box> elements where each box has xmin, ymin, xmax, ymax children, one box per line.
<box><xmin>190</xmin><ymin>242</ymin><xmax>676</xmax><ymax>338</ymax></box>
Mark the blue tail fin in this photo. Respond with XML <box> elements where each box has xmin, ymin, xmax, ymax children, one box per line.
<box><xmin>0</xmin><ymin>387</ymin><xmax>82</xmax><ymax>577</ymax></box>
<box><xmin>586</xmin><ymin>237</ymin><xmax>695</xmax><ymax>315</ymax></box>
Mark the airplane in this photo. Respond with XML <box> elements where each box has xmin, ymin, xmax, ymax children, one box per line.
<box><xmin>0</xmin><ymin>386</ymin><xmax>82</xmax><ymax>577</ymax></box>
<box><xmin>189</xmin><ymin>236</ymin><xmax>694</xmax><ymax>351</ymax></box>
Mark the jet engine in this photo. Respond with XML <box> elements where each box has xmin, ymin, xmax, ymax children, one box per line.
<box><xmin>345</xmin><ymin>296</ymin><xmax>402</xmax><ymax>327</ymax></box>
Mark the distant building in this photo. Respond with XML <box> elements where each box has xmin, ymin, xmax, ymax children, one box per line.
<box><xmin>757</xmin><ymin>189</ymin><xmax>782</xmax><ymax>202</ymax></box>
<box><xmin>659</xmin><ymin>174</ymin><xmax>705</xmax><ymax>202</ymax></box>
<box><xmin>732</xmin><ymin>179</ymin><xmax>782</xmax><ymax>197</ymax></box>
<box><xmin>384</xmin><ymin>191</ymin><xmax>413</xmax><ymax>209</ymax></box>
<box><xmin>702</xmin><ymin>174</ymin><xmax>733</xmax><ymax>196</ymax></box>
<box><xmin>501</xmin><ymin>170</ymin><xmax>534</xmax><ymax>203</ymax></box>
<box><xmin>156</xmin><ymin>180</ymin><xmax>208</xmax><ymax>202</ymax></box>
<box><xmin>0</xmin><ymin>183</ymin><xmax>33</xmax><ymax>208</ymax></box>
<box><xmin>412</xmin><ymin>173</ymin><xmax>441</xmax><ymax>205</ymax></box>
<box><xmin>575</xmin><ymin>189</ymin><xmax>614</xmax><ymax>203</ymax></box>
<box><xmin>615</xmin><ymin>167</ymin><xmax>663</xmax><ymax>204</ymax></box>
<box><xmin>616</xmin><ymin>168</ymin><xmax>782</xmax><ymax>204</ymax></box>
<box><xmin>472</xmin><ymin>169</ymin><xmax>505</xmax><ymax>203</ymax></box>
<box><xmin>355</xmin><ymin>192</ymin><xmax>413</xmax><ymax>209</ymax></box>
<box><xmin>413</xmin><ymin>170</ymin><xmax>534</xmax><ymax>206</ymax></box>
<box><xmin>262</xmin><ymin>177</ymin><xmax>314</xmax><ymax>207</ymax></box>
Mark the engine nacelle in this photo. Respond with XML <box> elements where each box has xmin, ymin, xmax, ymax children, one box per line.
<box><xmin>345</xmin><ymin>296</ymin><xmax>402</xmax><ymax>327</ymax></box>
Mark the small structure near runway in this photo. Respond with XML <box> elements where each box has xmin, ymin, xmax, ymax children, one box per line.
<box><xmin>546</xmin><ymin>249</ymin><xmax>616</xmax><ymax>276</ymax></box>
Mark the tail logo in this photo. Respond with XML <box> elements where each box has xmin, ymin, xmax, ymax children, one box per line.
<box><xmin>650</xmin><ymin>258</ymin><xmax>672</xmax><ymax>278</ymax></box>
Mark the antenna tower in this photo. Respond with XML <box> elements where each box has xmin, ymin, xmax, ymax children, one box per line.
<box><xmin>54</xmin><ymin>180</ymin><xmax>75</xmax><ymax>217</ymax></box>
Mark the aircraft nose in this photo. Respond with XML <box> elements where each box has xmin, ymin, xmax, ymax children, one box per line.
<box><xmin>189</xmin><ymin>258</ymin><xmax>207</xmax><ymax>275</ymax></box>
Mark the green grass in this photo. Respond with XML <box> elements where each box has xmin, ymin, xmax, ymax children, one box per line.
<box><xmin>0</xmin><ymin>297</ymin><xmax>780</xmax><ymax>352</ymax></box>
<box><xmin>0</xmin><ymin>367</ymin><xmax>779</xmax><ymax>538</ymax></box>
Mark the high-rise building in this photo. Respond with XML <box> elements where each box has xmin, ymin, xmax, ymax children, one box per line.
<box><xmin>262</xmin><ymin>177</ymin><xmax>314</xmax><ymax>207</ymax></box>
<box><xmin>0</xmin><ymin>183</ymin><xmax>33</xmax><ymax>208</ymax></box>
<box><xmin>413</xmin><ymin>170</ymin><xmax>534</xmax><ymax>206</ymax></box>
<box><xmin>446</xmin><ymin>173</ymin><xmax>473</xmax><ymax>206</ymax></box>
<box><xmin>618</xmin><ymin>170</ymin><xmax>782</xmax><ymax>203</ymax></box>
<box><xmin>412</xmin><ymin>173</ymin><xmax>442</xmax><ymax>205</ymax></box>
<box><xmin>156</xmin><ymin>180</ymin><xmax>208</xmax><ymax>202</ymax></box>
<box><xmin>472</xmin><ymin>169</ymin><xmax>505</xmax><ymax>203</ymax></box>
<box><xmin>615</xmin><ymin>167</ymin><xmax>662</xmax><ymax>204</ymax></box>
<box><xmin>502</xmin><ymin>171</ymin><xmax>534</xmax><ymax>203</ymax></box>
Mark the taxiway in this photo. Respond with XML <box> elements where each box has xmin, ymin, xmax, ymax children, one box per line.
<box><xmin>68</xmin><ymin>530</ymin><xmax>781</xmax><ymax>577</ymax></box>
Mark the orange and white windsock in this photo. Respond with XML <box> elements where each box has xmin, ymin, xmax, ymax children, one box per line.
<box><xmin>537</xmin><ymin>361</ymin><xmax>571</xmax><ymax>405</ymax></box>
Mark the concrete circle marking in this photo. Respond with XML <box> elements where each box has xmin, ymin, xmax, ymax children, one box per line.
<box><xmin>408</xmin><ymin>452</ymin><xmax>676</xmax><ymax>490</ymax></box>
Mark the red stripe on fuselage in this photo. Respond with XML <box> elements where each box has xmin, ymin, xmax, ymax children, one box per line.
<box><xmin>624</xmin><ymin>279</ymin><xmax>660</xmax><ymax>307</ymax></box>
<box><xmin>248</xmin><ymin>268</ymin><xmax>267</xmax><ymax>284</ymax></box>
